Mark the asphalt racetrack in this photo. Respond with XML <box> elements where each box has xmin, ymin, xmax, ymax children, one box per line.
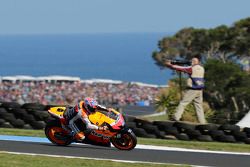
<box><xmin>0</xmin><ymin>137</ymin><xmax>250</xmax><ymax>167</ymax></box>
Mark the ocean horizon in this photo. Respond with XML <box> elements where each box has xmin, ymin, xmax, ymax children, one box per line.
<box><xmin>0</xmin><ymin>33</ymin><xmax>172</xmax><ymax>85</ymax></box>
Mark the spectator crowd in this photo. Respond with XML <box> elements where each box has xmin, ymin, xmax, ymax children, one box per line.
<box><xmin>0</xmin><ymin>80</ymin><xmax>162</xmax><ymax>106</ymax></box>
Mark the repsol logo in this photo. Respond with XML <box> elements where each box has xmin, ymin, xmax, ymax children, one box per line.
<box><xmin>91</xmin><ymin>131</ymin><xmax>110</xmax><ymax>140</ymax></box>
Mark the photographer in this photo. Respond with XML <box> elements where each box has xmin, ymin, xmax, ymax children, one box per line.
<box><xmin>165</xmin><ymin>54</ymin><xmax>206</xmax><ymax>124</ymax></box>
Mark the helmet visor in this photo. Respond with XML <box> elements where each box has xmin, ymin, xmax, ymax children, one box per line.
<box><xmin>87</xmin><ymin>105</ymin><xmax>96</xmax><ymax>113</ymax></box>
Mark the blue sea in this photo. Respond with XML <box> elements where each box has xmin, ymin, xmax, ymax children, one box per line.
<box><xmin>0</xmin><ymin>33</ymin><xmax>172</xmax><ymax>85</ymax></box>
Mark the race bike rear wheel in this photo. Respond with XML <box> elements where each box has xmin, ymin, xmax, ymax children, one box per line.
<box><xmin>111</xmin><ymin>130</ymin><xmax>137</xmax><ymax>150</ymax></box>
<box><xmin>45</xmin><ymin>119</ymin><xmax>73</xmax><ymax>146</ymax></box>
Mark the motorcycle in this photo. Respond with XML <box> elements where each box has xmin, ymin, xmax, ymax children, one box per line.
<box><xmin>45</xmin><ymin>106</ymin><xmax>137</xmax><ymax>150</ymax></box>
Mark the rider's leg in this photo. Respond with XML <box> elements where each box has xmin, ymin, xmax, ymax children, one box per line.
<box><xmin>60</xmin><ymin>117</ymin><xmax>71</xmax><ymax>132</ymax></box>
<box><xmin>62</xmin><ymin>107</ymin><xmax>77</xmax><ymax>132</ymax></box>
<box><xmin>59</xmin><ymin>109</ymin><xmax>71</xmax><ymax>132</ymax></box>
<box><xmin>68</xmin><ymin>117</ymin><xmax>85</xmax><ymax>140</ymax></box>
<box><xmin>63</xmin><ymin>107</ymin><xmax>85</xmax><ymax>140</ymax></box>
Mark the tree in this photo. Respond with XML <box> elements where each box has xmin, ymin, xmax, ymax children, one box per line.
<box><xmin>233</xmin><ymin>17</ymin><xmax>250</xmax><ymax>56</ymax></box>
<box><xmin>204</xmin><ymin>59</ymin><xmax>250</xmax><ymax>123</ymax></box>
<box><xmin>152</xmin><ymin>17</ymin><xmax>250</xmax><ymax>66</ymax></box>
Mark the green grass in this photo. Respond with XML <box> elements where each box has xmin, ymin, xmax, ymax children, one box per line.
<box><xmin>0</xmin><ymin>153</ymin><xmax>186</xmax><ymax>167</ymax></box>
<box><xmin>139</xmin><ymin>113</ymin><xmax>169</xmax><ymax>121</ymax></box>
<box><xmin>1</xmin><ymin>128</ymin><xmax>250</xmax><ymax>152</ymax></box>
<box><xmin>0</xmin><ymin>128</ymin><xmax>44</xmax><ymax>137</ymax></box>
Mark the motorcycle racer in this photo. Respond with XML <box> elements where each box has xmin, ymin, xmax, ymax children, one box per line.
<box><xmin>61</xmin><ymin>97</ymin><xmax>111</xmax><ymax>141</ymax></box>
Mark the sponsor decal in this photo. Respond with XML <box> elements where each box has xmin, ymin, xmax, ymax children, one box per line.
<box><xmin>90</xmin><ymin>131</ymin><xmax>110</xmax><ymax>140</ymax></box>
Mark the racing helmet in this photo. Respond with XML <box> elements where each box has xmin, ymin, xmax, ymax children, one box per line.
<box><xmin>84</xmin><ymin>97</ymin><xmax>98</xmax><ymax>114</ymax></box>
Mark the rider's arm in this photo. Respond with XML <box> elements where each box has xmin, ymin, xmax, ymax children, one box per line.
<box><xmin>81</xmin><ymin>116</ymin><xmax>99</xmax><ymax>130</ymax></box>
<box><xmin>81</xmin><ymin>116</ymin><xmax>106</xmax><ymax>131</ymax></box>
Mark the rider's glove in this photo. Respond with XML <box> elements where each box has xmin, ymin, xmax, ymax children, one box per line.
<box><xmin>98</xmin><ymin>126</ymin><xmax>108</xmax><ymax>131</ymax></box>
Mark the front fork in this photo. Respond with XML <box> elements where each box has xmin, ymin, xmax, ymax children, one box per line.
<box><xmin>114</xmin><ymin>127</ymin><xmax>133</xmax><ymax>138</ymax></box>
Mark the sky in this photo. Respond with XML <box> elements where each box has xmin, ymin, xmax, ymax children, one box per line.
<box><xmin>0</xmin><ymin>0</ymin><xmax>250</xmax><ymax>35</ymax></box>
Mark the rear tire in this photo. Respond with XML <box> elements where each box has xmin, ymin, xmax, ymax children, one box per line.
<box><xmin>45</xmin><ymin>120</ymin><xmax>72</xmax><ymax>146</ymax></box>
<box><xmin>111</xmin><ymin>130</ymin><xmax>137</xmax><ymax>150</ymax></box>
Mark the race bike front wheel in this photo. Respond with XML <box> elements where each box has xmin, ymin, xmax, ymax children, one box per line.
<box><xmin>111</xmin><ymin>130</ymin><xmax>137</xmax><ymax>150</ymax></box>
<box><xmin>45</xmin><ymin>119</ymin><xmax>73</xmax><ymax>146</ymax></box>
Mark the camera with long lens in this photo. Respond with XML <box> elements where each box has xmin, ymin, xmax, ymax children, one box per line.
<box><xmin>170</xmin><ymin>59</ymin><xmax>191</xmax><ymax>66</ymax></box>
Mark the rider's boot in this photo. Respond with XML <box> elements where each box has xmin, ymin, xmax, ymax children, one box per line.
<box><xmin>74</xmin><ymin>132</ymin><xmax>85</xmax><ymax>141</ymax></box>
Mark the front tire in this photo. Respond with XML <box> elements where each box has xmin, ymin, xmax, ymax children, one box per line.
<box><xmin>111</xmin><ymin>130</ymin><xmax>137</xmax><ymax>150</ymax></box>
<box><xmin>45</xmin><ymin>120</ymin><xmax>73</xmax><ymax>146</ymax></box>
